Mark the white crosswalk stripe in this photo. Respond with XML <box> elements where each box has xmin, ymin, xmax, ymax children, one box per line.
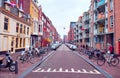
<box><xmin>59</xmin><ymin>68</ymin><xmax>62</xmax><ymax>72</ymax></box>
<box><xmin>47</xmin><ymin>68</ymin><xmax>51</xmax><ymax>72</ymax></box>
<box><xmin>71</xmin><ymin>68</ymin><xmax>75</xmax><ymax>72</ymax></box>
<box><xmin>65</xmin><ymin>69</ymin><xmax>69</xmax><ymax>72</ymax></box>
<box><xmin>82</xmin><ymin>69</ymin><xmax>87</xmax><ymax>73</ymax></box>
<box><xmin>32</xmin><ymin>68</ymin><xmax>101</xmax><ymax>74</ymax></box>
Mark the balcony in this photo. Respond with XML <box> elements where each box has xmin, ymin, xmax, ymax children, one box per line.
<box><xmin>98</xmin><ymin>12</ymin><xmax>106</xmax><ymax>20</ymax></box>
<box><xmin>97</xmin><ymin>0</ymin><xmax>106</xmax><ymax>8</ymax></box>
<box><xmin>94</xmin><ymin>12</ymin><xmax>106</xmax><ymax>23</ymax></box>
<box><xmin>94</xmin><ymin>27</ymin><xmax>105</xmax><ymax>35</ymax></box>
<box><xmin>84</xmin><ymin>25</ymin><xmax>89</xmax><ymax>29</ymax></box>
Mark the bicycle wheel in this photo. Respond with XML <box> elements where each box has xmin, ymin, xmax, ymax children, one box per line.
<box><xmin>97</xmin><ymin>56</ymin><xmax>105</xmax><ymax>66</ymax></box>
<box><xmin>27</xmin><ymin>55</ymin><xmax>34</xmax><ymax>64</ymax></box>
<box><xmin>111</xmin><ymin>57</ymin><xmax>119</xmax><ymax>66</ymax></box>
<box><xmin>89</xmin><ymin>55</ymin><xmax>97</xmax><ymax>62</ymax></box>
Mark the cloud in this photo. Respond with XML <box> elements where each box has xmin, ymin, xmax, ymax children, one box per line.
<box><xmin>39</xmin><ymin>0</ymin><xmax>90</xmax><ymax>38</ymax></box>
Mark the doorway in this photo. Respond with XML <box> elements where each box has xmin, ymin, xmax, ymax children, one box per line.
<box><xmin>118</xmin><ymin>41</ymin><xmax>120</xmax><ymax>54</ymax></box>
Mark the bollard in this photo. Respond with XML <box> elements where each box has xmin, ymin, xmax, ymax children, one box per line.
<box><xmin>15</xmin><ymin>61</ymin><xmax>18</xmax><ymax>74</ymax></box>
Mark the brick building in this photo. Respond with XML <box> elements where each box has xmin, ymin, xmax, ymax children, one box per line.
<box><xmin>114</xmin><ymin>0</ymin><xmax>120</xmax><ymax>54</ymax></box>
<box><xmin>68</xmin><ymin>22</ymin><xmax>76</xmax><ymax>43</ymax></box>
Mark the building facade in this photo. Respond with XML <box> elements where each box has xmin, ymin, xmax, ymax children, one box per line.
<box><xmin>114</xmin><ymin>0</ymin><xmax>120</xmax><ymax>54</ymax></box>
<box><xmin>73</xmin><ymin>0</ymin><xmax>120</xmax><ymax>54</ymax></box>
<box><xmin>0</xmin><ymin>0</ymin><xmax>31</xmax><ymax>53</ymax></box>
<box><xmin>68</xmin><ymin>22</ymin><xmax>76</xmax><ymax>43</ymax></box>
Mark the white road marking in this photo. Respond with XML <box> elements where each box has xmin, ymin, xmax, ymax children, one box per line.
<box><xmin>53</xmin><ymin>69</ymin><xmax>56</xmax><ymax>72</ymax></box>
<box><xmin>33</xmin><ymin>68</ymin><xmax>41</xmax><ymax>72</ymax></box>
<box><xmin>65</xmin><ymin>69</ymin><xmax>69</xmax><ymax>72</ymax></box>
<box><xmin>82</xmin><ymin>69</ymin><xmax>87</xmax><ymax>73</ymax></box>
<box><xmin>89</xmin><ymin>71</ymin><xmax>94</xmax><ymax>73</ymax></box>
<box><xmin>33</xmin><ymin>68</ymin><xmax>101</xmax><ymax>74</ymax></box>
<box><xmin>71</xmin><ymin>68</ymin><xmax>75</xmax><ymax>72</ymax></box>
<box><xmin>77</xmin><ymin>70</ymin><xmax>81</xmax><ymax>73</ymax></box>
<box><xmin>47</xmin><ymin>68</ymin><xmax>51</xmax><ymax>72</ymax></box>
<box><xmin>94</xmin><ymin>69</ymin><xmax>101</xmax><ymax>74</ymax></box>
<box><xmin>59</xmin><ymin>68</ymin><xmax>62</xmax><ymax>72</ymax></box>
<box><xmin>41</xmin><ymin>69</ymin><xmax>45</xmax><ymax>72</ymax></box>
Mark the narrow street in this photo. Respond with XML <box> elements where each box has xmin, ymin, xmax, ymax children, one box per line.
<box><xmin>23</xmin><ymin>44</ymin><xmax>106</xmax><ymax>78</ymax></box>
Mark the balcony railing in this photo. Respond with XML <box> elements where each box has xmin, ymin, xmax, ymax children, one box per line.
<box><xmin>98</xmin><ymin>12</ymin><xmax>106</xmax><ymax>20</ymax></box>
<box><xmin>94</xmin><ymin>27</ymin><xmax>105</xmax><ymax>35</ymax></box>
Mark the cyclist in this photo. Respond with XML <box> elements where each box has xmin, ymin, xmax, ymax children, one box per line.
<box><xmin>108</xmin><ymin>44</ymin><xmax>114</xmax><ymax>54</ymax></box>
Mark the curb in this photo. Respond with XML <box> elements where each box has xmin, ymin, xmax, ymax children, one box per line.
<box><xmin>73</xmin><ymin>51</ymin><xmax>113</xmax><ymax>78</ymax></box>
<box><xmin>18</xmin><ymin>51</ymin><xmax>56</xmax><ymax>78</ymax></box>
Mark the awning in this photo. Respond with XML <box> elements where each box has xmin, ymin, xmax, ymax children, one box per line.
<box><xmin>45</xmin><ymin>38</ymin><xmax>51</xmax><ymax>43</ymax></box>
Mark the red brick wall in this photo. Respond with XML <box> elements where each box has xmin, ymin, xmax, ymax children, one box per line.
<box><xmin>107</xmin><ymin>0</ymin><xmax>114</xmax><ymax>33</ymax></box>
<box><xmin>23</xmin><ymin>0</ymin><xmax>30</xmax><ymax>14</ymax></box>
<box><xmin>114</xmin><ymin>0</ymin><xmax>120</xmax><ymax>54</ymax></box>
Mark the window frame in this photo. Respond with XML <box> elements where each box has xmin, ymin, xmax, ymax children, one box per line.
<box><xmin>20</xmin><ymin>24</ymin><xmax>22</xmax><ymax>33</ymax></box>
<box><xmin>110</xmin><ymin>0</ymin><xmax>113</xmax><ymax>11</ymax></box>
<box><xmin>110</xmin><ymin>15</ymin><xmax>113</xmax><ymax>28</ymax></box>
<box><xmin>16</xmin><ymin>23</ymin><xmax>19</xmax><ymax>33</ymax></box>
<box><xmin>4</xmin><ymin>17</ymin><xmax>9</xmax><ymax>31</ymax></box>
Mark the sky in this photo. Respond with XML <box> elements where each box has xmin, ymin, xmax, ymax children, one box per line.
<box><xmin>38</xmin><ymin>0</ymin><xmax>90</xmax><ymax>38</ymax></box>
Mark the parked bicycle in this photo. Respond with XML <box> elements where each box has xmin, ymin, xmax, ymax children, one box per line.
<box><xmin>97</xmin><ymin>52</ymin><xmax>120</xmax><ymax>66</ymax></box>
<box><xmin>16</xmin><ymin>50</ymin><xmax>34</xmax><ymax>64</ymax></box>
<box><xmin>88</xmin><ymin>49</ymin><xmax>100</xmax><ymax>62</ymax></box>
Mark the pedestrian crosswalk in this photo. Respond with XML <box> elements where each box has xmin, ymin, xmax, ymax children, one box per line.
<box><xmin>32</xmin><ymin>68</ymin><xmax>101</xmax><ymax>74</ymax></box>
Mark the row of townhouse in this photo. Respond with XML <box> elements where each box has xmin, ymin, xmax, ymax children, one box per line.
<box><xmin>70</xmin><ymin>0</ymin><xmax>120</xmax><ymax>54</ymax></box>
<box><xmin>0</xmin><ymin>0</ymin><xmax>59</xmax><ymax>54</ymax></box>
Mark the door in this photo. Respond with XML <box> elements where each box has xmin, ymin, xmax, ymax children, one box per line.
<box><xmin>118</xmin><ymin>41</ymin><xmax>120</xmax><ymax>54</ymax></box>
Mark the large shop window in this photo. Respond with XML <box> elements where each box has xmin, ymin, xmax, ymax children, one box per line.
<box><xmin>4</xmin><ymin>17</ymin><xmax>9</xmax><ymax>31</ymax></box>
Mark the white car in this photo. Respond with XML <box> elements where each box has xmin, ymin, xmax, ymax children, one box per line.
<box><xmin>70</xmin><ymin>44</ymin><xmax>77</xmax><ymax>50</ymax></box>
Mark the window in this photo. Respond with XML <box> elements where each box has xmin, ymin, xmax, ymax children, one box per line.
<box><xmin>23</xmin><ymin>38</ymin><xmax>25</xmax><ymax>47</ymax></box>
<box><xmin>24</xmin><ymin>26</ymin><xmax>26</xmax><ymax>34</ymax></box>
<box><xmin>110</xmin><ymin>0</ymin><xmax>113</xmax><ymax>11</ymax></box>
<box><xmin>39</xmin><ymin>25</ymin><xmax>40</xmax><ymax>32</ymax></box>
<box><xmin>27</xmin><ymin>27</ymin><xmax>29</xmax><ymax>35</ymax></box>
<box><xmin>4</xmin><ymin>17</ymin><xmax>9</xmax><ymax>31</ymax></box>
<box><xmin>16</xmin><ymin>23</ymin><xmax>19</xmax><ymax>33</ymax></box>
<box><xmin>20</xmin><ymin>24</ymin><xmax>22</xmax><ymax>33</ymax></box>
<box><xmin>20</xmin><ymin>38</ymin><xmax>22</xmax><ymax>47</ymax></box>
<box><xmin>40</xmin><ymin>25</ymin><xmax>42</xmax><ymax>32</ymax></box>
<box><xmin>110</xmin><ymin>16</ymin><xmax>113</xmax><ymax>28</ymax></box>
<box><xmin>16</xmin><ymin>38</ymin><xmax>18</xmax><ymax>48</ymax></box>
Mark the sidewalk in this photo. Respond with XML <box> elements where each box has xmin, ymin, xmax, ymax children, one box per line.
<box><xmin>0</xmin><ymin>51</ymin><xmax>51</xmax><ymax>78</ymax></box>
<box><xmin>78</xmin><ymin>52</ymin><xmax>120</xmax><ymax>78</ymax></box>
